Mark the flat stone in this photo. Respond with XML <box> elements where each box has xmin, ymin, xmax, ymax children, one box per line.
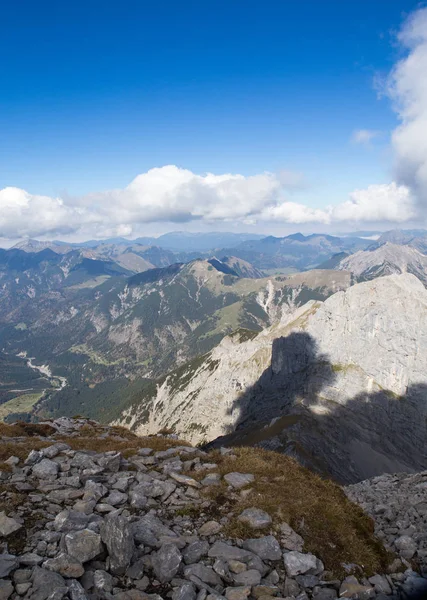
<box><xmin>209</xmin><ymin>541</ymin><xmax>255</xmax><ymax>562</ymax></box>
<box><xmin>0</xmin><ymin>553</ymin><xmax>19</xmax><ymax>578</ymax></box>
<box><xmin>233</xmin><ymin>569</ymin><xmax>262</xmax><ymax>586</ymax></box>
<box><xmin>238</xmin><ymin>508</ymin><xmax>272</xmax><ymax>530</ymax></box>
<box><xmin>225</xmin><ymin>587</ymin><xmax>251</xmax><ymax>600</ymax></box>
<box><xmin>242</xmin><ymin>536</ymin><xmax>281</xmax><ymax>560</ymax></box>
<box><xmin>43</xmin><ymin>553</ymin><xmax>85</xmax><ymax>578</ymax></box>
<box><xmin>184</xmin><ymin>564</ymin><xmax>222</xmax><ymax>586</ymax></box>
<box><xmin>19</xmin><ymin>553</ymin><xmax>44</xmax><ymax>566</ymax></box>
<box><xmin>152</xmin><ymin>543</ymin><xmax>182</xmax><ymax>583</ymax></box>
<box><xmin>33</xmin><ymin>459</ymin><xmax>59</xmax><ymax>479</ymax></box>
<box><xmin>169</xmin><ymin>472</ymin><xmax>201</xmax><ymax>488</ymax></box>
<box><xmin>252</xmin><ymin>585</ymin><xmax>279</xmax><ymax>598</ymax></box>
<box><xmin>0</xmin><ymin>511</ymin><xmax>23</xmax><ymax>536</ymax></box>
<box><xmin>65</xmin><ymin>529</ymin><xmax>103</xmax><ymax>563</ymax></box>
<box><xmin>338</xmin><ymin>581</ymin><xmax>374</xmax><ymax>599</ymax></box>
<box><xmin>228</xmin><ymin>560</ymin><xmax>246</xmax><ymax>574</ymax></box>
<box><xmin>224</xmin><ymin>473</ymin><xmax>255</xmax><ymax>489</ymax></box>
<box><xmin>199</xmin><ymin>521</ymin><xmax>222</xmax><ymax>536</ymax></box>
<box><xmin>283</xmin><ymin>551</ymin><xmax>324</xmax><ymax>577</ymax></box>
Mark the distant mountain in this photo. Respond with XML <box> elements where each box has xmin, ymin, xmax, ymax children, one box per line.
<box><xmin>219</xmin><ymin>256</ymin><xmax>264</xmax><ymax>278</ymax></box>
<box><xmin>316</xmin><ymin>252</ymin><xmax>349</xmax><ymax>270</ymax></box>
<box><xmin>38</xmin><ymin>260</ymin><xmax>350</xmax><ymax>427</ymax></box>
<box><xmin>0</xmin><ymin>247</ymin><xmax>132</xmax><ymax>317</ymax></box>
<box><xmin>138</xmin><ymin>231</ymin><xmax>266</xmax><ymax>251</ymax></box>
<box><xmin>221</xmin><ymin>233</ymin><xmax>370</xmax><ymax>270</ymax></box>
<box><xmin>333</xmin><ymin>243</ymin><xmax>427</xmax><ymax>285</ymax></box>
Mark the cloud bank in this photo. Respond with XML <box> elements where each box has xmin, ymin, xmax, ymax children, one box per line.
<box><xmin>0</xmin><ymin>167</ymin><xmax>417</xmax><ymax>239</ymax></box>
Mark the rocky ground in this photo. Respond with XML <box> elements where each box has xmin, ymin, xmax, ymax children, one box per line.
<box><xmin>346</xmin><ymin>472</ymin><xmax>427</xmax><ymax>579</ymax></box>
<box><xmin>0</xmin><ymin>418</ymin><xmax>426</xmax><ymax>600</ymax></box>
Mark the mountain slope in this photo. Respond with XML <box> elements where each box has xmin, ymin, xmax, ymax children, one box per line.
<box><xmin>334</xmin><ymin>242</ymin><xmax>427</xmax><ymax>285</ymax></box>
<box><xmin>114</xmin><ymin>273</ymin><xmax>427</xmax><ymax>484</ymax></box>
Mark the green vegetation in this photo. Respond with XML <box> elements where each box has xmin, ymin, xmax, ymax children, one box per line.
<box><xmin>0</xmin><ymin>392</ymin><xmax>43</xmax><ymax>421</ymax></box>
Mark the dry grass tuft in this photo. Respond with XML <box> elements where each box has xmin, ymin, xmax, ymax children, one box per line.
<box><xmin>0</xmin><ymin>422</ymin><xmax>55</xmax><ymax>438</ymax></box>
<box><xmin>189</xmin><ymin>447</ymin><xmax>393</xmax><ymax>578</ymax></box>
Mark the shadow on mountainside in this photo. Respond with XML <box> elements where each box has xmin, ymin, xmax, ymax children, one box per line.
<box><xmin>205</xmin><ymin>331</ymin><xmax>427</xmax><ymax>485</ymax></box>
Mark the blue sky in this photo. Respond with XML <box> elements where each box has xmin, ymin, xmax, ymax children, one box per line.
<box><xmin>0</xmin><ymin>0</ymin><xmax>426</xmax><ymax>239</ymax></box>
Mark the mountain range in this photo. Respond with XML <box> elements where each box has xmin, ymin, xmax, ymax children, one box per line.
<box><xmin>1</xmin><ymin>228</ymin><xmax>427</xmax><ymax>485</ymax></box>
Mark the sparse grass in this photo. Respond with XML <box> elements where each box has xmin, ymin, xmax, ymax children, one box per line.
<box><xmin>186</xmin><ymin>447</ymin><xmax>393</xmax><ymax>578</ymax></box>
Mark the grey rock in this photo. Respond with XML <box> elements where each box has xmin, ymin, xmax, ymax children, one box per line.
<box><xmin>33</xmin><ymin>459</ymin><xmax>59</xmax><ymax>479</ymax></box>
<box><xmin>0</xmin><ymin>511</ymin><xmax>23</xmax><ymax>536</ymax></box>
<box><xmin>54</xmin><ymin>510</ymin><xmax>89</xmax><ymax>532</ymax></box>
<box><xmin>169</xmin><ymin>472</ymin><xmax>201</xmax><ymax>488</ymax></box>
<box><xmin>133</xmin><ymin>513</ymin><xmax>178</xmax><ymax>546</ymax></box>
<box><xmin>0</xmin><ymin>580</ymin><xmax>13</xmax><ymax>600</ymax></box>
<box><xmin>242</xmin><ymin>536</ymin><xmax>281</xmax><ymax>561</ymax></box>
<box><xmin>65</xmin><ymin>529</ymin><xmax>103</xmax><ymax>563</ymax></box>
<box><xmin>152</xmin><ymin>543</ymin><xmax>182</xmax><ymax>583</ymax></box>
<box><xmin>183</xmin><ymin>541</ymin><xmax>210</xmax><ymax>564</ymax></box>
<box><xmin>238</xmin><ymin>508</ymin><xmax>272</xmax><ymax>530</ymax></box>
<box><xmin>199</xmin><ymin>521</ymin><xmax>222</xmax><ymax>536</ymax></box>
<box><xmin>184</xmin><ymin>564</ymin><xmax>223</xmax><ymax>586</ymax></box>
<box><xmin>0</xmin><ymin>553</ymin><xmax>19</xmax><ymax>577</ymax></box>
<box><xmin>100</xmin><ymin>514</ymin><xmax>135</xmax><ymax>575</ymax></box>
<box><xmin>208</xmin><ymin>542</ymin><xmax>255</xmax><ymax>562</ymax></box>
<box><xmin>43</xmin><ymin>552</ymin><xmax>85</xmax><ymax>578</ymax></box>
<box><xmin>66</xmin><ymin>579</ymin><xmax>89</xmax><ymax>600</ymax></box>
<box><xmin>225</xmin><ymin>587</ymin><xmax>251</xmax><ymax>600</ymax></box>
<box><xmin>19</xmin><ymin>553</ymin><xmax>44</xmax><ymax>566</ymax></box>
<box><xmin>279</xmin><ymin>523</ymin><xmax>304</xmax><ymax>552</ymax></box>
<box><xmin>16</xmin><ymin>582</ymin><xmax>32</xmax><ymax>596</ymax></box>
<box><xmin>283</xmin><ymin>552</ymin><xmax>324</xmax><ymax>577</ymax></box>
<box><xmin>367</xmin><ymin>574</ymin><xmax>392</xmax><ymax>594</ymax></box>
<box><xmin>201</xmin><ymin>474</ymin><xmax>221</xmax><ymax>486</ymax></box>
<box><xmin>172</xmin><ymin>583</ymin><xmax>197</xmax><ymax>600</ymax></box>
<box><xmin>126</xmin><ymin>559</ymin><xmax>145</xmax><ymax>579</ymax></box>
<box><xmin>233</xmin><ymin>569</ymin><xmax>262</xmax><ymax>586</ymax></box>
<box><xmin>103</xmin><ymin>490</ymin><xmax>128</xmax><ymax>506</ymax></box>
<box><xmin>30</xmin><ymin>566</ymin><xmax>67</xmax><ymax>600</ymax></box>
<box><xmin>251</xmin><ymin>584</ymin><xmax>279</xmax><ymax>598</ymax></box>
<box><xmin>312</xmin><ymin>589</ymin><xmax>337</xmax><ymax>600</ymax></box>
<box><xmin>93</xmin><ymin>569</ymin><xmax>114</xmax><ymax>592</ymax></box>
<box><xmin>223</xmin><ymin>473</ymin><xmax>254</xmax><ymax>489</ymax></box>
<box><xmin>395</xmin><ymin>535</ymin><xmax>417</xmax><ymax>560</ymax></box>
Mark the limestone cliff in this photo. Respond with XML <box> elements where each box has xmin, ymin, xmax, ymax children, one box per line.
<box><xmin>116</xmin><ymin>274</ymin><xmax>427</xmax><ymax>483</ymax></box>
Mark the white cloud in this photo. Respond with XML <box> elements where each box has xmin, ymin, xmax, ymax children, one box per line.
<box><xmin>351</xmin><ymin>129</ymin><xmax>381</xmax><ymax>145</ymax></box>
<box><xmin>331</xmin><ymin>182</ymin><xmax>415</xmax><ymax>223</ymax></box>
<box><xmin>387</xmin><ymin>7</ymin><xmax>427</xmax><ymax>208</ymax></box>
<box><xmin>0</xmin><ymin>166</ymin><xmax>417</xmax><ymax>239</ymax></box>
